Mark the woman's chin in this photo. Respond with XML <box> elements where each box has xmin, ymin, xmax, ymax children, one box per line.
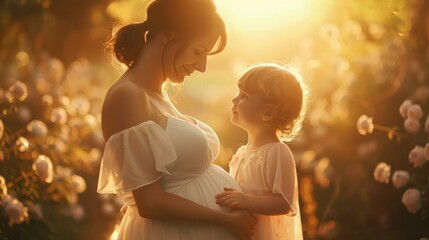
<box><xmin>168</xmin><ymin>76</ymin><xmax>185</xmax><ymax>84</ymax></box>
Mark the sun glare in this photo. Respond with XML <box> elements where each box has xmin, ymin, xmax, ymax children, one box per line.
<box><xmin>215</xmin><ymin>0</ymin><xmax>316</xmax><ymax>31</ymax></box>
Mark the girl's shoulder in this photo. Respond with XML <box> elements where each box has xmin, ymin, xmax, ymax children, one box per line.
<box><xmin>252</xmin><ymin>142</ymin><xmax>294</xmax><ymax>164</ymax></box>
<box><xmin>245</xmin><ymin>142</ymin><xmax>291</xmax><ymax>154</ymax></box>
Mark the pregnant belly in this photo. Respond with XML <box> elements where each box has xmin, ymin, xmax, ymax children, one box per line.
<box><xmin>166</xmin><ymin>164</ymin><xmax>241</xmax><ymax>211</ymax></box>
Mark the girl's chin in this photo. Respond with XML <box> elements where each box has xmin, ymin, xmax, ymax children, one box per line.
<box><xmin>230</xmin><ymin>116</ymin><xmax>239</xmax><ymax>125</ymax></box>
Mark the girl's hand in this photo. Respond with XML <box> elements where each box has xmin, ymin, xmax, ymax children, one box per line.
<box><xmin>215</xmin><ymin>187</ymin><xmax>249</xmax><ymax>209</ymax></box>
<box><xmin>120</xmin><ymin>204</ymin><xmax>128</xmax><ymax>214</ymax></box>
<box><xmin>227</xmin><ymin>209</ymin><xmax>257</xmax><ymax>239</ymax></box>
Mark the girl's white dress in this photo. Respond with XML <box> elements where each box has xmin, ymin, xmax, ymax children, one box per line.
<box><xmin>229</xmin><ymin>142</ymin><xmax>303</xmax><ymax>240</ymax></box>
<box><xmin>97</xmin><ymin>91</ymin><xmax>241</xmax><ymax>239</ymax></box>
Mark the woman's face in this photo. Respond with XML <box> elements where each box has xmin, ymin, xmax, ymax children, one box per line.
<box><xmin>163</xmin><ymin>30</ymin><xmax>219</xmax><ymax>83</ymax></box>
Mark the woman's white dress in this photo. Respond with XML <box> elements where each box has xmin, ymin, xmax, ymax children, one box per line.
<box><xmin>97</xmin><ymin>91</ymin><xmax>240</xmax><ymax>239</ymax></box>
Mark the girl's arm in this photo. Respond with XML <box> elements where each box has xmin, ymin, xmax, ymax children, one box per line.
<box><xmin>215</xmin><ymin>187</ymin><xmax>291</xmax><ymax>215</ymax></box>
<box><xmin>133</xmin><ymin>181</ymin><xmax>256</xmax><ymax>237</ymax></box>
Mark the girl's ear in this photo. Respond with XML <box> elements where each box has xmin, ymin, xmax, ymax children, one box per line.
<box><xmin>262</xmin><ymin>104</ymin><xmax>273</xmax><ymax>122</ymax></box>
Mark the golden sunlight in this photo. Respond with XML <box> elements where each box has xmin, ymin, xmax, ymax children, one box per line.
<box><xmin>210</xmin><ymin>0</ymin><xmax>329</xmax><ymax>61</ymax></box>
<box><xmin>109</xmin><ymin>223</ymin><xmax>120</xmax><ymax>240</ymax></box>
<box><xmin>215</xmin><ymin>0</ymin><xmax>320</xmax><ymax>31</ymax></box>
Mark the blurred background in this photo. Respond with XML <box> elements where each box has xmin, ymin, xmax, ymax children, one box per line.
<box><xmin>0</xmin><ymin>0</ymin><xmax>428</xmax><ymax>239</ymax></box>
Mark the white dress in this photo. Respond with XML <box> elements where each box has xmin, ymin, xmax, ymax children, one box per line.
<box><xmin>229</xmin><ymin>142</ymin><xmax>303</xmax><ymax>240</ymax></box>
<box><xmin>97</xmin><ymin>91</ymin><xmax>241</xmax><ymax>239</ymax></box>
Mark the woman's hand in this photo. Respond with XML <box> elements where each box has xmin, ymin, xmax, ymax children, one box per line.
<box><xmin>215</xmin><ymin>187</ymin><xmax>249</xmax><ymax>209</ymax></box>
<box><xmin>227</xmin><ymin>209</ymin><xmax>257</xmax><ymax>240</ymax></box>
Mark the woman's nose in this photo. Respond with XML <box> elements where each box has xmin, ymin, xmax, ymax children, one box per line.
<box><xmin>194</xmin><ymin>57</ymin><xmax>207</xmax><ymax>73</ymax></box>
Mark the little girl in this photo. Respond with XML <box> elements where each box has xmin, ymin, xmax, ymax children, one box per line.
<box><xmin>215</xmin><ymin>63</ymin><xmax>305</xmax><ymax>240</ymax></box>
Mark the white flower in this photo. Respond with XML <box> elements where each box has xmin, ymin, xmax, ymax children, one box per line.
<box><xmin>71</xmin><ymin>175</ymin><xmax>86</xmax><ymax>193</ymax></box>
<box><xmin>84</xmin><ymin>114</ymin><xmax>98</xmax><ymax>128</ymax></box>
<box><xmin>27</xmin><ymin>120</ymin><xmax>48</xmax><ymax>138</ymax></box>
<box><xmin>41</xmin><ymin>95</ymin><xmax>53</xmax><ymax>107</ymax></box>
<box><xmin>7</xmin><ymin>81</ymin><xmax>28</xmax><ymax>102</ymax></box>
<box><xmin>399</xmin><ymin>100</ymin><xmax>412</xmax><ymax>118</ymax></box>
<box><xmin>32</xmin><ymin>155</ymin><xmax>54</xmax><ymax>183</ymax></box>
<box><xmin>357</xmin><ymin>115</ymin><xmax>374</xmax><ymax>135</ymax></box>
<box><xmin>55</xmin><ymin>165</ymin><xmax>73</xmax><ymax>180</ymax></box>
<box><xmin>16</xmin><ymin>137</ymin><xmax>29</xmax><ymax>152</ymax></box>
<box><xmin>2</xmin><ymin>195</ymin><xmax>29</xmax><ymax>224</ymax></box>
<box><xmin>314</xmin><ymin>158</ymin><xmax>332</xmax><ymax>188</ymax></box>
<box><xmin>35</xmin><ymin>77</ymin><xmax>51</xmax><ymax>95</ymax></box>
<box><xmin>70</xmin><ymin>95</ymin><xmax>90</xmax><ymax>116</ymax></box>
<box><xmin>88</xmin><ymin>148</ymin><xmax>101</xmax><ymax>163</ymax></box>
<box><xmin>16</xmin><ymin>51</ymin><xmax>29</xmax><ymax>67</ymax></box>
<box><xmin>0</xmin><ymin>119</ymin><xmax>4</xmax><ymax>140</ymax></box>
<box><xmin>391</xmin><ymin>171</ymin><xmax>410</xmax><ymax>189</ymax></box>
<box><xmin>299</xmin><ymin>150</ymin><xmax>317</xmax><ymax>171</ymax></box>
<box><xmin>425</xmin><ymin>115</ymin><xmax>429</xmax><ymax>133</ymax></box>
<box><xmin>401</xmin><ymin>188</ymin><xmax>422</xmax><ymax>214</ymax></box>
<box><xmin>373</xmin><ymin>162</ymin><xmax>391</xmax><ymax>183</ymax></box>
<box><xmin>407</xmin><ymin>104</ymin><xmax>423</xmax><ymax>120</ymax></box>
<box><xmin>409</xmin><ymin>146</ymin><xmax>426</xmax><ymax>168</ymax></box>
<box><xmin>404</xmin><ymin>118</ymin><xmax>420</xmax><ymax>134</ymax></box>
<box><xmin>50</xmin><ymin>108</ymin><xmax>68</xmax><ymax>124</ymax></box>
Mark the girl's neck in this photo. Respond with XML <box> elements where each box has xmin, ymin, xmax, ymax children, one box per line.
<box><xmin>246</xmin><ymin>127</ymin><xmax>279</xmax><ymax>150</ymax></box>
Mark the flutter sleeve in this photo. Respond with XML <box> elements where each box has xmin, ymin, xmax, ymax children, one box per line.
<box><xmin>262</xmin><ymin>143</ymin><xmax>299</xmax><ymax>216</ymax></box>
<box><xmin>97</xmin><ymin>121</ymin><xmax>177</xmax><ymax>194</ymax></box>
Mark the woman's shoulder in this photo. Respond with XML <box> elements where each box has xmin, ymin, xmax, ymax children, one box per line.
<box><xmin>106</xmin><ymin>79</ymin><xmax>148</xmax><ymax>100</ymax></box>
<box><xmin>102</xmin><ymin>80</ymin><xmax>154</xmax><ymax>140</ymax></box>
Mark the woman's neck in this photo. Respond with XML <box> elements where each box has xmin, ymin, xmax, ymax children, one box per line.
<box><xmin>246</xmin><ymin>126</ymin><xmax>279</xmax><ymax>150</ymax></box>
<box><xmin>127</xmin><ymin>39</ymin><xmax>166</xmax><ymax>94</ymax></box>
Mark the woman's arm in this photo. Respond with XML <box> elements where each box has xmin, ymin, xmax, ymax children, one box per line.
<box><xmin>215</xmin><ymin>187</ymin><xmax>291</xmax><ymax>215</ymax></box>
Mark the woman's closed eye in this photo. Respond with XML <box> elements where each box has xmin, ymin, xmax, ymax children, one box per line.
<box><xmin>194</xmin><ymin>47</ymin><xmax>206</xmax><ymax>56</ymax></box>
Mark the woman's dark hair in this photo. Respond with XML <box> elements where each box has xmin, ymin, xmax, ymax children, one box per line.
<box><xmin>106</xmin><ymin>0</ymin><xmax>227</xmax><ymax>68</ymax></box>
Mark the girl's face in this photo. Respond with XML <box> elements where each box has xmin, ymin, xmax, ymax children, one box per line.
<box><xmin>231</xmin><ymin>87</ymin><xmax>270</xmax><ymax>130</ymax></box>
<box><xmin>163</xmin><ymin>30</ymin><xmax>219</xmax><ymax>83</ymax></box>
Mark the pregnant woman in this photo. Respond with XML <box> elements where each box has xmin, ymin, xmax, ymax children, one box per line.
<box><xmin>97</xmin><ymin>0</ymin><xmax>256</xmax><ymax>239</ymax></box>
